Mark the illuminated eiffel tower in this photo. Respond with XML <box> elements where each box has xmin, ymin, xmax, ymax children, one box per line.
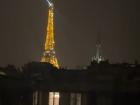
<box><xmin>33</xmin><ymin>1</ymin><xmax>60</xmax><ymax>105</ymax></box>
<box><xmin>41</xmin><ymin>0</ymin><xmax>59</xmax><ymax>68</ymax></box>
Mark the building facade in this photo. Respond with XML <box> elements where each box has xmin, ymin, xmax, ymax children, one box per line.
<box><xmin>0</xmin><ymin>61</ymin><xmax>140</xmax><ymax>105</ymax></box>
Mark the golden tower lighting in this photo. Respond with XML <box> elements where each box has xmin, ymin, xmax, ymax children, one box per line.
<box><xmin>41</xmin><ymin>1</ymin><xmax>60</xmax><ymax>104</ymax></box>
<box><xmin>41</xmin><ymin>0</ymin><xmax>59</xmax><ymax>68</ymax></box>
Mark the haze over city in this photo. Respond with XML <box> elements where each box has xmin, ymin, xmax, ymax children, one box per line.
<box><xmin>0</xmin><ymin>0</ymin><xmax>139</xmax><ymax>68</ymax></box>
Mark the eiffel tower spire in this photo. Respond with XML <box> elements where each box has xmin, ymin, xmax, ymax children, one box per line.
<box><xmin>41</xmin><ymin>1</ymin><xmax>59</xmax><ymax>68</ymax></box>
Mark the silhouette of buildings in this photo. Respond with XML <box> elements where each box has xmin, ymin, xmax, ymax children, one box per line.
<box><xmin>0</xmin><ymin>61</ymin><xmax>140</xmax><ymax>105</ymax></box>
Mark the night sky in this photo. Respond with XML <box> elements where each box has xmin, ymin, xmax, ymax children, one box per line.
<box><xmin>0</xmin><ymin>0</ymin><xmax>140</xmax><ymax>68</ymax></box>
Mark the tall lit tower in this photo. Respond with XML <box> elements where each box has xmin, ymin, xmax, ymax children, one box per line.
<box><xmin>41</xmin><ymin>0</ymin><xmax>59</xmax><ymax>68</ymax></box>
<box><xmin>93</xmin><ymin>33</ymin><xmax>104</xmax><ymax>63</ymax></box>
<box><xmin>40</xmin><ymin>1</ymin><xmax>60</xmax><ymax>105</ymax></box>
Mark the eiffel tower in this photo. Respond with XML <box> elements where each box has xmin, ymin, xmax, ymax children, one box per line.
<box><xmin>41</xmin><ymin>0</ymin><xmax>59</xmax><ymax>68</ymax></box>
<box><xmin>33</xmin><ymin>1</ymin><xmax>60</xmax><ymax>105</ymax></box>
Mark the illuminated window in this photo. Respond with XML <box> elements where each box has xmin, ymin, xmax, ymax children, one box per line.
<box><xmin>49</xmin><ymin>92</ymin><xmax>60</xmax><ymax>105</ymax></box>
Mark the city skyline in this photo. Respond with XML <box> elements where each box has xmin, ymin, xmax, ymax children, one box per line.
<box><xmin>0</xmin><ymin>0</ymin><xmax>139</xmax><ymax>68</ymax></box>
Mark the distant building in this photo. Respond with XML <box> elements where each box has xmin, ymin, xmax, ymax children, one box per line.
<box><xmin>0</xmin><ymin>61</ymin><xmax>140</xmax><ymax>105</ymax></box>
<box><xmin>92</xmin><ymin>33</ymin><xmax>104</xmax><ymax>63</ymax></box>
